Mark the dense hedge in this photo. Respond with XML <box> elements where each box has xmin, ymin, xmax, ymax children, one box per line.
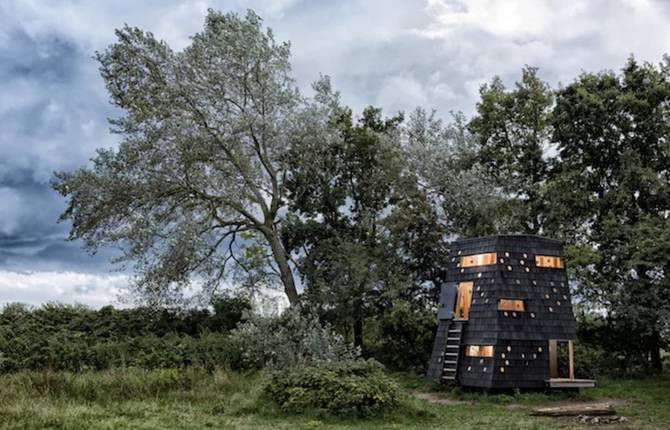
<box><xmin>265</xmin><ymin>359</ymin><xmax>400</xmax><ymax>416</ymax></box>
<box><xmin>0</xmin><ymin>300</ymin><xmax>635</xmax><ymax>379</ymax></box>
<box><xmin>0</xmin><ymin>301</ymin><xmax>358</xmax><ymax>373</ymax></box>
<box><xmin>0</xmin><ymin>299</ymin><xmax>251</xmax><ymax>372</ymax></box>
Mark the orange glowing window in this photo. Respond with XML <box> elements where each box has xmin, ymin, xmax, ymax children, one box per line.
<box><xmin>535</xmin><ymin>255</ymin><xmax>564</xmax><ymax>268</ymax></box>
<box><xmin>460</xmin><ymin>252</ymin><xmax>497</xmax><ymax>268</ymax></box>
<box><xmin>498</xmin><ymin>299</ymin><xmax>525</xmax><ymax>312</ymax></box>
<box><xmin>465</xmin><ymin>345</ymin><xmax>495</xmax><ymax>357</ymax></box>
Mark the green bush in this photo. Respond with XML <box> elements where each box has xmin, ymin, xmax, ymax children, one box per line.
<box><xmin>572</xmin><ymin>340</ymin><xmax>608</xmax><ymax>379</ymax></box>
<box><xmin>0</xmin><ymin>302</ymin><xmax>358</xmax><ymax>373</ymax></box>
<box><xmin>368</xmin><ymin>300</ymin><xmax>436</xmax><ymax>371</ymax></box>
<box><xmin>264</xmin><ymin>359</ymin><xmax>400</xmax><ymax>416</ymax></box>
<box><xmin>575</xmin><ymin>312</ymin><xmax>648</xmax><ymax>377</ymax></box>
<box><xmin>224</xmin><ymin>308</ymin><xmax>360</xmax><ymax>370</ymax></box>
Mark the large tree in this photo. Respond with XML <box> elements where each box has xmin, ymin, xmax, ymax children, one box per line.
<box><xmin>405</xmin><ymin>108</ymin><xmax>512</xmax><ymax>237</ymax></box>
<box><xmin>468</xmin><ymin>66</ymin><xmax>554</xmax><ymax>234</ymax></box>
<box><xmin>549</xmin><ymin>57</ymin><xmax>670</xmax><ymax>372</ymax></box>
<box><xmin>53</xmin><ymin>10</ymin><xmax>302</xmax><ymax>304</ymax></box>
<box><xmin>281</xmin><ymin>79</ymin><xmax>443</xmax><ymax>350</ymax></box>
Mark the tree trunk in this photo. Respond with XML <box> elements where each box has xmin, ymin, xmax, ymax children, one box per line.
<box><xmin>266</xmin><ymin>231</ymin><xmax>299</xmax><ymax>305</ymax></box>
<box><xmin>353</xmin><ymin>315</ymin><xmax>364</xmax><ymax>351</ymax></box>
<box><xmin>353</xmin><ymin>298</ymin><xmax>364</xmax><ymax>350</ymax></box>
<box><xmin>650</xmin><ymin>329</ymin><xmax>663</xmax><ymax>373</ymax></box>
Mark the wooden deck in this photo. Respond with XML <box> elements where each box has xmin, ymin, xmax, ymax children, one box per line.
<box><xmin>547</xmin><ymin>378</ymin><xmax>596</xmax><ymax>388</ymax></box>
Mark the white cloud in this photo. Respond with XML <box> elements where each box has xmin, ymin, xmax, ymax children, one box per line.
<box><xmin>0</xmin><ymin>270</ymin><xmax>129</xmax><ymax>308</ymax></box>
<box><xmin>417</xmin><ymin>0</ymin><xmax>670</xmax><ymax>105</ymax></box>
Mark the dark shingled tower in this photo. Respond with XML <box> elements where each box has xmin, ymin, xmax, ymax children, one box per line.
<box><xmin>427</xmin><ymin>235</ymin><xmax>595</xmax><ymax>389</ymax></box>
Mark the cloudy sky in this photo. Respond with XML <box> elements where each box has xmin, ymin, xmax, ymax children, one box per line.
<box><xmin>1</xmin><ymin>0</ymin><xmax>669</xmax><ymax>307</ymax></box>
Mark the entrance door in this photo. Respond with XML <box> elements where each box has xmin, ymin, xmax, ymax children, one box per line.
<box><xmin>455</xmin><ymin>281</ymin><xmax>473</xmax><ymax>320</ymax></box>
<box><xmin>549</xmin><ymin>340</ymin><xmax>575</xmax><ymax>380</ymax></box>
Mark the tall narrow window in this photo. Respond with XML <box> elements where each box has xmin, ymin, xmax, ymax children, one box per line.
<box><xmin>455</xmin><ymin>282</ymin><xmax>473</xmax><ymax>321</ymax></box>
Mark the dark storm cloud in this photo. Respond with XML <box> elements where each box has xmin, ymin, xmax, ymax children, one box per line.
<box><xmin>0</xmin><ymin>13</ymin><xmax>120</xmax><ymax>278</ymax></box>
<box><xmin>0</xmin><ymin>29</ymin><xmax>78</xmax><ymax>83</ymax></box>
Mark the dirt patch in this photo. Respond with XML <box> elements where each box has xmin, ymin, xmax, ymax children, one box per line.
<box><xmin>414</xmin><ymin>392</ymin><xmax>632</xmax><ymax>413</ymax></box>
<box><xmin>517</xmin><ymin>398</ymin><xmax>631</xmax><ymax>412</ymax></box>
<box><xmin>412</xmin><ymin>391</ymin><xmax>471</xmax><ymax>406</ymax></box>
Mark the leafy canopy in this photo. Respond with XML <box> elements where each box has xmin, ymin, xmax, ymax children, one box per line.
<box><xmin>54</xmin><ymin>10</ymin><xmax>303</xmax><ymax>304</ymax></box>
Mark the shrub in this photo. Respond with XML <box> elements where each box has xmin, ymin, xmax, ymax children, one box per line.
<box><xmin>369</xmin><ymin>300</ymin><xmax>436</xmax><ymax>371</ymax></box>
<box><xmin>224</xmin><ymin>308</ymin><xmax>359</xmax><ymax>370</ymax></box>
<box><xmin>209</xmin><ymin>295</ymin><xmax>252</xmax><ymax>331</ymax></box>
<box><xmin>0</xmin><ymin>300</ymin><xmax>250</xmax><ymax>373</ymax></box>
<box><xmin>0</xmin><ymin>302</ymin><xmax>356</xmax><ymax>373</ymax></box>
<box><xmin>575</xmin><ymin>312</ymin><xmax>648</xmax><ymax>377</ymax></box>
<box><xmin>264</xmin><ymin>359</ymin><xmax>400</xmax><ymax>416</ymax></box>
<box><xmin>572</xmin><ymin>340</ymin><xmax>608</xmax><ymax>379</ymax></box>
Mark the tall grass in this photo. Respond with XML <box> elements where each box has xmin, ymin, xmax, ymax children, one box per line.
<box><xmin>0</xmin><ymin>367</ymin><xmax>255</xmax><ymax>403</ymax></box>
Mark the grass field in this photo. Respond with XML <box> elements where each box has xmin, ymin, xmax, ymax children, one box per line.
<box><xmin>0</xmin><ymin>368</ymin><xmax>668</xmax><ymax>429</ymax></box>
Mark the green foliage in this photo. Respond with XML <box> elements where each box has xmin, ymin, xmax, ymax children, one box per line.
<box><xmin>367</xmin><ymin>300</ymin><xmax>436</xmax><ymax>371</ymax></box>
<box><xmin>0</xmin><ymin>300</ymin><xmax>359</xmax><ymax>374</ymax></box>
<box><xmin>53</xmin><ymin>9</ymin><xmax>304</xmax><ymax>304</ymax></box>
<box><xmin>264</xmin><ymin>359</ymin><xmax>401</xmax><ymax>416</ymax></box>
<box><xmin>0</xmin><ymin>300</ymin><xmax>250</xmax><ymax>372</ymax></box>
<box><xmin>573</xmin><ymin>311</ymin><xmax>656</xmax><ymax>378</ymax></box>
<box><xmin>209</xmin><ymin>296</ymin><xmax>253</xmax><ymax>332</ymax></box>
<box><xmin>468</xmin><ymin>66</ymin><xmax>554</xmax><ymax>234</ymax></box>
<box><xmin>8</xmin><ymin>368</ymin><xmax>196</xmax><ymax>402</ymax></box>
<box><xmin>284</xmin><ymin>82</ymin><xmax>445</xmax><ymax>353</ymax></box>
<box><xmin>1</xmin><ymin>369</ymin><xmax>669</xmax><ymax>429</ymax></box>
<box><xmin>223</xmin><ymin>308</ymin><xmax>360</xmax><ymax>371</ymax></box>
<box><xmin>548</xmin><ymin>56</ymin><xmax>670</xmax><ymax>372</ymax></box>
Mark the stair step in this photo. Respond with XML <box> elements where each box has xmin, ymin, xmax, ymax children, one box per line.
<box><xmin>435</xmin><ymin>321</ymin><xmax>466</xmax><ymax>383</ymax></box>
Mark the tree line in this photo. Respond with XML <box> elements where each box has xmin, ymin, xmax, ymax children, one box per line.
<box><xmin>53</xmin><ymin>10</ymin><xmax>670</xmax><ymax>373</ymax></box>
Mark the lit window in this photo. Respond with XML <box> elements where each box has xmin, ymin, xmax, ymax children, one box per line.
<box><xmin>535</xmin><ymin>255</ymin><xmax>564</xmax><ymax>268</ymax></box>
<box><xmin>498</xmin><ymin>299</ymin><xmax>525</xmax><ymax>312</ymax></box>
<box><xmin>465</xmin><ymin>345</ymin><xmax>494</xmax><ymax>357</ymax></box>
<box><xmin>460</xmin><ymin>253</ymin><xmax>497</xmax><ymax>268</ymax></box>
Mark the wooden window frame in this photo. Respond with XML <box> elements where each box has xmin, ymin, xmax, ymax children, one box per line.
<box><xmin>465</xmin><ymin>345</ymin><xmax>494</xmax><ymax>357</ymax></box>
<box><xmin>460</xmin><ymin>252</ymin><xmax>497</xmax><ymax>268</ymax></box>
<box><xmin>498</xmin><ymin>299</ymin><xmax>525</xmax><ymax>312</ymax></box>
<box><xmin>535</xmin><ymin>255</ymin><xmax>564</xmax><ymax>268</ymax></box>
<box><xmin>455</xmin><ymin>282</ymin><xmax>473</xmax><ymax>321</ymax></box>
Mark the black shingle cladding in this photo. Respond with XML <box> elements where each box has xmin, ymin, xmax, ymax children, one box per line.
<box><xmin>426</xmin><ymin>319</ymin><xmax>451</xmax><ymax>381</ymax></box>
<box><xmin>444</xmin><ymin>235</ymin><xmax>577</xmax><ymax>389</ymax></box>
<box><xmin>459</xmin><ymin>339</ymin><xmax>549</xmax><ymax>389</ymax></box>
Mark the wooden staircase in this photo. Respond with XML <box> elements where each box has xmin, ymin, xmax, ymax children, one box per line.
<box><xmin>440</xmin><ymin>321</ymin><xmax>464</xmax><ymax>384</ymax></box>
<box><xmin>427</xmin><ymin>319</ymin><xmax>465</xmax><ymax>384</ymax></box>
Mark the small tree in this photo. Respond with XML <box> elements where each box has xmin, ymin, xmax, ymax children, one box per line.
<box><xmin>53</xmin><ymin>10</ymin><xmax>302</xmax><ymax>304</ymax></box>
